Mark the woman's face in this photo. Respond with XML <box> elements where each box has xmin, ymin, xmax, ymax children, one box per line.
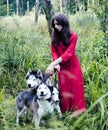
<box><xmin>54</xmin><ymin>19</ymin><xmax>63</xmax><ymax>32</ymax></box>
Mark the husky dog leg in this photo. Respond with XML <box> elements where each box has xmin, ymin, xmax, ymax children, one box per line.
<box><xmin>52</xmin><ymin>82</ymin><xmax>62</xmax><ymax>118</ymax></box>
<box><xmin>34</xmin><ymin>83</ymin><xmax>54</xmax><ymax>127</ymax></box>
<box><xmin>16</xmin><ymin>90</ymin><xmax>36</xmax><ymax>125</ymax></box>
<box><xmin>54</xmin><ymin>103</ymin><xmax>62</xmax><ymax>118</ymax></box>
<box><xmin>34</xmin><ymin>114</ymin><xmax>41</xmax><ymax>128</ymax></box>
<box><xmin>16</xmin><ymin>93</ymin><xmax>27</xmax><ymax>124</ymax></box>
<box><xmin>16</xmin><ymin>106</ymin><xmax>26</xmax><ymax>124</ymax></box>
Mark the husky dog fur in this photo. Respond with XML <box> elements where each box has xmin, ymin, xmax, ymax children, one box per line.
<box><xmin>16</xmin><ymin>69</ymin><xmax>62</xmax><ymax>127</ymax></box>
<box><xmin>16</xmin><ymin>81</ymin><xmax>54</xmax><ymax>127</ymax></box>
<box><xmin>26</xmin><ymin>69</ymin><xmax>52</xmax><ymax>90</ymax></box>
<box><xmin>26</xmin><ymin>69</ymin><xmax>42</xmax><ymax>90</ymax></box>
<box><xmin>16</xmin><ymin>89</ymin><xmax>37</xmax><ymax>124</ymax></box>
<box><xmin>52</xmin><ymin>80</ymin><xmax>62</xmax><ymax>118</ymax></box>
<box><xmin>26</xmin><ymin>69</ymin><xmax>62</xmax><ymax>117</ymax></box>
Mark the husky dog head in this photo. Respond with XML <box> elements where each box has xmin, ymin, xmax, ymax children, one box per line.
<box><xmin>26</xmin><ymin>69</ymin><xmax>42</xmax><ymax>89</ymax></box>
<box><xmin>26</xmin><ymin>68</ymin><xmax>52</xmax><ymax>90</ymax></box>
<box><xmin>37</xmin><ymin>83</ymin><xmax>53</xmax><ymax>100</ymax></box>
<box><xmin>52</xmin><ymin>81</ymin><xmax>60</xmax><ymax>103</ymax></box>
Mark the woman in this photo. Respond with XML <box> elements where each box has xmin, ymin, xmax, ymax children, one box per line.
<box><xmin>45</xmin><ymin>13</ymin><xmax>86</xmax><ymax>117</ymax></box>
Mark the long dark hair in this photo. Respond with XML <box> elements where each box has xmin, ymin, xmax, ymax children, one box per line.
<box><xmin>51</xmin><ymin>13</ymin><xmax>71</xmax><ymax>46</ymax></box>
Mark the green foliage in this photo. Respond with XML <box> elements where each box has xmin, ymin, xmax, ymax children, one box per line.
<box><xmin>0</xmin><ymin>1</ymin><xmax>7</xmax><ymax>16</ymax></box>
<box><xmin>67</xmin><ymin>0</ymin><xmax>77</xmax><ymax>14</ymax></box>
<box><xmin>0</xmin><ymin>12</ymin><xmax>108</xmax><ymax>130</ymax></box>
<box><xmin>0</xmin><ymin>0</ymin><xmax>36</xmax><ymax>16</ymax></box>
<box><xmin>90</xmin><ymin>0</ymin><xmax>108</xmax><ymax>36</ymax></box>
<box><xmin>0</xmin><ymin>15</ymin><xmax>51</xmax><ymax>94</ymax></box>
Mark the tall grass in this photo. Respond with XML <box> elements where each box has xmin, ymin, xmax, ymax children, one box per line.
<box><xmin>0</xmin><ymin>12</ymin><xmax>108</xmax><ymax>130</ymax></box>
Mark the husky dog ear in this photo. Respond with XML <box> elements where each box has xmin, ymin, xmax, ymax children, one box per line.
<box><xmin>37</xmin><ymin>69</ymin><xmax>43</xmax><ymax>79</ymax></box>
<box><xmin>28</xmin><ymin>68</ymin><xmax>32</xmax><ymax>73</ymax></box>
<box><xmin>49</xmin><ymin>85</ymin><xmax>54</xmax><ymax>92</ymax></box>
<box><xmin>54</xmin><ymin>81</ymin><xmax>59</xmax><ymax>90</ymax></box>
<box><xmin>27</xmin><ymin>68</ymin><xmax>32</xmax><ymax>74</ymax></box>
<box><xmin>26</xmin><ymin>68</ymin><xmax>32</xmax><ymax>79</ymax></box>
<box><xmin>46</xmin><ymin>78</ymin><xmax>52</xmax><ymax>86</ymax></box>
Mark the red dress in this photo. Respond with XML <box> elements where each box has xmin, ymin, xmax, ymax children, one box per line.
<box><xmin>51</xmin><ymin>32</ymin><xmax>86</xmax><ymax>113</ymax></box>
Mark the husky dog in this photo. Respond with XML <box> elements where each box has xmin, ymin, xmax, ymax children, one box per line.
<box><xmin>26</xmin><ymin>68</ymin><xmax>62</xmax><ymax>118</ymax></box>
<box><xmin>16</xmin><ymin>69</ymin><xmax>62</xmax><ymax>127</ymax></box>
<box><xmin>26</xmin><ymin>69</ymin><xmax>52</xmax><ymax>90</ymax></box>
<box><xmin>16</xmin><ymin>82</ymin><xmax>54</xmax><ymax>128</ymax></box>
<box><xmin>52</xmin><ymin>81</ymin><xmax>62</xmax><ymax>118</ymax></box>
<box><xmin>26</xmin><ymin>69</ymin><xmax>42</xmax><ymax>90</ymax></box>
<box><xmin>16</xmin><ymin>89</ymin><xmax>37</xmax><ymax>125</ymax></box>
<box><xmin>35</xmin><ymin>82</ymin><xmax>54</xmax><ymax>127</ymax></box>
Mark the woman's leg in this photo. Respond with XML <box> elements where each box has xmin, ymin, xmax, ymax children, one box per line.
<box><xmin>70</xmin><ymin>108</ymin><xmax>86</xmax><ymax>118</ymax></box>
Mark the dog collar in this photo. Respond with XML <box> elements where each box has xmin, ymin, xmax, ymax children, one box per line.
<box><xmin>38</xmin><ymin>97</ymin><xmax>52</xmax><ymax>102</ymax></box>
<box><xmin>46</xmin><ymin>98</ymin><xmax>52</xmax><ymax>102</ymax></box>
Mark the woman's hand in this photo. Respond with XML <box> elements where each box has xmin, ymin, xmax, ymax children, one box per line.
<box><xmin>45</xmin><ymin>57</ymin><xmax>62</xmax><ymax>74</ymax></box>
<box><xmin>54</xmin><ymin>64</ymin><xmax>60</xmax><ymax>72</ymax></box>
<box><xmin>45</xmin><ymin>63</ymin><xmax>60</xmax><ymax>75</ymax></box>
<box><xmin>45</xmin><ymin>63</ymin><xmax>54</xmax><ymax>74</ymax></box>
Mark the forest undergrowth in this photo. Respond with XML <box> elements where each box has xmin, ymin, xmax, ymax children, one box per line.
<box><xmin>0</xmin><ymin>12</ymin><xmax>108</xmax><ymax>130</ymax></box>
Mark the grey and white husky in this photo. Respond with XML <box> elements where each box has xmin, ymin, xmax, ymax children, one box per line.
<box><xmin>16</xmin><ymin>69</ymin><xmax>62</xmax><ymax>128</ymax></box>
<box><xmin>52</xmin><ymin>80</ymin><xmax>62</xmax><ymax>118</ymax></box>
<box><xmin>16</xmin><ymin>81</ymin><xmax>54</xmax><ymax>127</ymax></box>
<box><xmin>26</xmin><ymin>69</ymin><xmax>62</xmax><ymax>117</ymax></box>
<box><xmin>26</xmin><ymin>69</ymin><xmax>52</xmax><ymax>90</ymax></box>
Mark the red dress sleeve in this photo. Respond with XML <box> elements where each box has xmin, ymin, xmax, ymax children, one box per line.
<box><xmin>61</xmin><ymin>33</ymin><xmax>78</xmax><ymax>62</ymax></box>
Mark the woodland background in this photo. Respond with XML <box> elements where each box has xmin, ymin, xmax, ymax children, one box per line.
<box><xmin>0</xmin><ymin>0</ymin><xmax>108</xmax><ymax>130</ymax></box>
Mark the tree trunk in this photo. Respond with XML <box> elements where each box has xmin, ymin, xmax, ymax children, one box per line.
<box><xmin>27</xmin><ymin>1</ymin><xmax>29</xmax><ymax>14</ymax></box>
<box><xmin>16</xmin><ymin>0</ymin><xmax>19</xmax><ymax>15</ymax></box>
<box><xmin>19</xmin><ymin>0</ymin><xmax>23</xmax><ymax>15</ymax></box>
<box><xmin>103</xmin><ymin>1</ymin><xmax>108</xmax><ymax>36</ymax></box>
<box><xmin>21</xmin><ymin>0</ymin><xmax>25</xmax><ymax>15</ymax></box>
<box><xmin>92</xmin><ymin>0</ymin><xmax>94</xmax><ymax>6</ymax></box>
<box><xmin>41</xmin><ymin>0</ymin><xmax>54</xmax><ymax>36</ymax></box>
<box><xmin>7</xmin><ymin>0</ymin><xmax>9</xmax><ymax>16</ymax></box>
<box><xmin>60</xmin><ymin>0</ymin><xmax>63</xmax><ymax>13</ymax></box>
<box><xmin>35</xmin><ymin>0</ymin><xmax>39</xmax><ymax>23</ymax></box>
<box><xmin>84</xmin><ymin>0</ymin><xmax>88</xmax><ymax>11</ymax></box>
<box><xmin>60</xmin><ymin>0</ymin><xmax>67</xmax><ymax>15</ymax></box>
